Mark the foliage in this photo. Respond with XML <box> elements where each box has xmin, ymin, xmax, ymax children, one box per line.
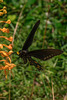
<box><xmin>0</xmin><ymin>0</ymin><xmax>67</xmax><ymax>100</ymax></box>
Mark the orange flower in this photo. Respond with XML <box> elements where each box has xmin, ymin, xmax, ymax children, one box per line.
<box><xmin>8</xmin><ymin>37</ymin><xmax>13</xmax><ymax>41</ymax></box>
<box><xmin>6</xmin><ymin>20</ymin><xmax>11</xmax><ymax>24</ymax></box>
<box><xmin>0</xmin><ymin>44</ymin><xmax>13</xmax><ymax>50</ymax></box>
<box><xmin>0</xmin><ymin>56</ymin><xmax>11</xmax><ymax>64</ymax></box>
<box><xmin>3</xmin><ymin>9</ymin><xmax>7</xmax><ymax>14</ymax></box>
<box><xmin>0</xmin><ymin>44</ymin><xmax>3</xmax><ymax>48</ymax></box>
<box><xmin>0</xmin><ymin>58</ymin><xmax>16</xmax><ymax>78</ymax></box>
<box><xmin>0</xmin><ymin>20</ymin><xmax>11</xmax><ymax>24</ymax></box>
<box><xmin>0</xmin><ymin>6</ymin><xmax>7</xmax><ymax>16</ymax></box>
<box><xmin>7</xmin><ymin>56</ymin><xmax>11</xmax><ymax>63</ymax></box>
<box><xmin>0</xmin><ymin>28</ymin><xmax>9</xmax><ymax>33</ymax></box>
<box><xmin>0</xmin><ymin>59</ymin><xmax>9</xmax><ymax>64</ymax></box>
<box><xmin>0</xmin><ymin>63</ymin><xmax>16</xmax><ymax>70</ymax></box>
<box><xmin>0</xmin><ymin>6</ymin><xmax>7</xmax><ymax>14</ymax></box>
<box><xmin>0</xmin><ymin>63</ymin><xmax>16</xmax><ymax>78</ymax></box>
<box><xmin>0</xmin><ymin>12</ymin><xmax>3</xmax><ymax>16</ymax></box>
<box><xmin>0</xmin><ymin>6</ymin><xmax>6</xmax><ymax>11</ymax></box>
<box><xmin>0</xmin><ymin>50</ymin><xmax>13</xmax><ymax>57</ymax></box>
<box><xmin>0</xmin><ymin>51</ymin><xmax>9</xmax><ymax>57</ymax></box>
<box><xmin>8</xmin><ymin>50</ymin><xmax>13</xmax><ymax>55</ymax></box>
<box><xmin>5</xmin><ymin>44</ymin><xmax>13</xmax><ymax>50</ymax></box>
<box><xmin>0</xmin><ymin>36</ymin><xmax>13</xmax><ymax>41</ymax></box>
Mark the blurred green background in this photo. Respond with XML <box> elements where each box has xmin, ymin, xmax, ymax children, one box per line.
<box><xmin>0</xmin><ymin>0</ymin><xmax>67</xmax><ymax>100</ymax></box>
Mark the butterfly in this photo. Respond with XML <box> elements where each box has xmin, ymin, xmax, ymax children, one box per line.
<box><xmin>15</xmin><ymin>20</ymin><xmax>63</xmax><ymax>70</ymax></box>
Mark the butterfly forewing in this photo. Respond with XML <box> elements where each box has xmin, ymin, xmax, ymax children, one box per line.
<box><xmin>22</xmin><ymin>20</ymin><xmax>40</xmax><ymax>50</ymax></box>
<box><xmin>27</xmin><ymin>49</ymin><xmax>63</xmax><ymax>61</ymax></box>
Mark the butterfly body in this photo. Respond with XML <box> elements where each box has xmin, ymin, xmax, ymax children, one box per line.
<box><xmin>17</xmin><ymin>50</ymin><xmax>42</xmax><ymax>70</ymax></box>
<box><xmin>16</xmin><ymin>20</ymin><xmax>63</xmax><ymax>70</ymax></box>
<box><xmin>17</xmin><ymin>50</ymin><xmax>28</xmax><ymax>64</ymax></box>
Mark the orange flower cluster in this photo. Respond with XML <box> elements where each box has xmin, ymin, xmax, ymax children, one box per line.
<box><xmin>0</xmin><ymin>6</ymin><xmax>7</xmax><ymax>16</ymax></box>
<box><xmin>0</xmin><ymin>2</ymin><xmax>16</xmax><ymax>78</ymax></box>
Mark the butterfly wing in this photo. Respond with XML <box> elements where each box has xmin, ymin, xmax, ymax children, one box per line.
<box><xmin>27</xmin><ymin>49</ymin><xmax>63</xmax><ymax>61</ymax></box>
<box><xmin>28</xmin><ymin>56</ymin><xmax>42</xmax><ymax>70</ymax></box>
<box><xmin>22</xmin><ymin>20</ymin><xmax>40</xmax><ymax>50</ymax></box>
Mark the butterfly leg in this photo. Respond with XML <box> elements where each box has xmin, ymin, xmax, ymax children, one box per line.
<box><xmin>23</xmin><ymin>57</ymin><xmax>27</xmax><ymax>64</ymax></box>
<box><xmin>28</xmin><ymin>57</ymin><xmax>42</xmax><ymax>70</ymax></box>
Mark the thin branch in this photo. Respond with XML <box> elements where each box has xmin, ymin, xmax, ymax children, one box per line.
<box><xmin>51</xmin><ymin>81</ymin><xmax>55</xmax><ymax>100</ymax></box>
<box><xmin>12</xmin><ymin>5</ymin><xmax>25</xmax><ymax>47</ymax></box>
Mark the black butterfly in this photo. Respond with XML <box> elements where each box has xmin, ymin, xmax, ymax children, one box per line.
<box><xmin>16</xmin><ymin>20</ymin><xmax>63</xmax><ymax>70</ymax></box>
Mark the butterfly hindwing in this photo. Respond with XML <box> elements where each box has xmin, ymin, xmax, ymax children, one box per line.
<box><xmin>27</xmin><ymin>49</ymin><xmax>63</xmax><ymax>61</ymax></box>
<box><xmin>28</xmin><ymin>56</ymin><xmax>42</xmax><ymax>70</ymax></box>
<box><xmin>22</xmin><ymin>20</ymin><xmax>40</xmax><ymax>50</ymax></box>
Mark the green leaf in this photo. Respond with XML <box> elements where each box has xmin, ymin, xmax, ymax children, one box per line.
<box><xmin>7</xmin><ymin>15</ymin><xmax>16</xmax><ymax>21</ymax></box>
<box><xmin>26</xmin><ymin>0</ymin><xmax>36</xmax><ymax>7</ymax></box>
